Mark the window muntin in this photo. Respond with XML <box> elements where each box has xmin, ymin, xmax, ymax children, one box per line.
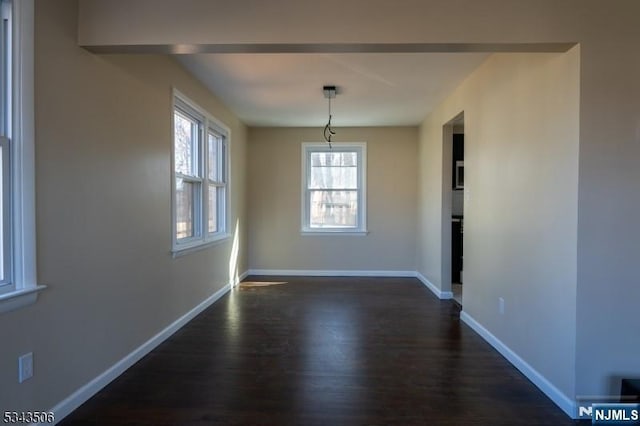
<box><xmin>172</xmin><ymin>92</ymin><xmax>229</xmax><ymax>253</ymax></box>
<box><xmin>302</xmin><ymin>143</ymin><xmax>367</xmax><ymax>234</ymax></box>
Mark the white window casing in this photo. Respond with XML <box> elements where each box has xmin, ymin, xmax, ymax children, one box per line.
<box><xmin>0</xmin><ymin>0</ymin><xmax>45</xmax><ymax>314</ymax></box>
<box><xmin>171</xmin><ymin>90</ymin><xmax>230</xmax><ymax>256</ymax></box>
<box><xmin>301</xmin><ymin>142</ymin><xmax>367</xmax><ymax>235</ymax></box>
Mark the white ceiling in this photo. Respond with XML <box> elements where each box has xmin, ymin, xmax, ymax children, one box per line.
<box><xmin>177</xmin><ymin>52</ymin><xmax>489</xmax><ymax>127</ymax></box>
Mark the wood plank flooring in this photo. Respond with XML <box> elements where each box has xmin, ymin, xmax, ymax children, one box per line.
<box><xmin>60</xmin><ymin>277</ymin><xmax>584</xmax><ymax>425</ymax></box>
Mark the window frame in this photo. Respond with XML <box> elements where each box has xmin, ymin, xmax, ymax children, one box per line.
<box><xmin>171</xmin><ymin>90</ymin><xmax>230</xmax><ymax>256</ymax></box>
<box><xmin>0</xmin><ymin>0</ymin><xmax>43</xmax><ymax>314</ymax></box>
<box><xmin>301</xmin><ymin>142</ymin><xmax>368</xmax><ymax>235</ymax></box>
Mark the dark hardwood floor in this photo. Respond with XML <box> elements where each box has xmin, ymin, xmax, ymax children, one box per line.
<box><xmin>60</xmin><ymin>277</ymin><xmax>584</xmax><ymax>425</ymax></box>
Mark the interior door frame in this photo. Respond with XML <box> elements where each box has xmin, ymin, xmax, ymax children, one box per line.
<box><xmin>441</xmin><ymin>111</ymin><xmax>464</xmax><ymax>297</ymax></box>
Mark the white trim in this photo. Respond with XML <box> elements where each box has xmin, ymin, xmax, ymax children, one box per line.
<box><xmin>245</xmin><ymin>270</ymin><xmax>454</xmax><ymax>301</ymax></box>
<box><xmin>247</xmin><ymin>269</ymin><xmax>416</xmax><ymax>277</ymax></box>
<box><xmin>415</xmin><ymin>271</ymin><xmax>453</xmax><ymax>299</ymax></box>
<box><xmin>171</xmin><ymin>88</ymin><xmax>231</xmax><ymax>255</ymax></box>
<box><xmin>0</xmin><ymin>283</ymin><xmax>45</xmax><ymax>314</ymax></box>
<box><xmin>172</xmin><ymin>89</ymin><xmax>231</xmax><ymax>137</ymax></box>
<box><xmin>12</xmin><ymin>0</ymin><xmax>36</xmax><ymax>290</ymax></box>
<box><xmin>235</xmin><ymin>270</ymin><xmax>249</xmax><ymax>286</ymax></box>
<box><xmin>460</xmin><ymin>310</ymin><xmax>577</xmax><ymax>418</ymax></box>
<box><xmin>171</xmin><ymin>233</ymin><xmax>230</xmax><ymax>258</ymax></box>
<box><xmin>300</xmin><ymin>230</ymin><xmax>369</xmax><ymax>236</ymax></box>
<box><xmin>41</xmin><ymin>272</ymin><xmax>248</xmax><ymax>425</ymax></box>
<box><xmin>0</xmin><ymin>0</ymin><xmax>39</xmax><ymax>311</ymax></box>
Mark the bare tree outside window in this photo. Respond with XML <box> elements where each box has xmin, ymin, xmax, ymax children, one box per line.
<box><xmin>309</xmin><ymin>152</ymin><xmax>358</xmax><ymax>227</ymax></box>
<box><xmin>174</xmin><ymin>111</ymin><xmax>198</xmax><ymax>239</ymax></box>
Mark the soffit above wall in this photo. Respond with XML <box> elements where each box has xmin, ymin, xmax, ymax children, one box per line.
<box><xmin>77</xmin><ymin>0</ymin><xmax>582</xmax><ymax>127</ymax></box>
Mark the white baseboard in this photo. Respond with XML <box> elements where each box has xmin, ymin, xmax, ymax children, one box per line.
<box><xmin>415</xmin><ymin>272</ymin><xmax>453</xmax><ymax>300</ymax></box>
<box><xmin>235</xmin><ymin>270</ymin><xmax>250</xmax><ymax>286</ymax></box>
<box><xmin>247</xmin><ymin>269</ymin><xmax>416</xmax><ymax>278</ymax></box>
<box><xmin>245</xmin><ymin>269</ymin><xmax>454</xmax><ymax>300</ymax></box>
<box><xmin>460</xmin><ymin>311</ymin><xmax>576</xmax><ymax>418</ymax></box>
<box><xmin>43</xmin><ymin>273</ymin><xmax>247</xmax><ymax>425</ymax></box>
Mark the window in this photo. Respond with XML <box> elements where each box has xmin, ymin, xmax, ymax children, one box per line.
<box><xmin>0</xmin><ymin>0</ymin><xmax>42</xmax><ymax>313</ymax></box>
<box><xmin>301</xmin><ymin>143</ymin><xmax>367</xmax><ymax>234</ymax></box>
<box><xmin>1</xmin><ymin>0</ymin><xmax>11</xmax><ymax>290</ymax></box>
<box><xmin>172</xmin><ymin>91</ymin><xmax>229</xmax><ymax>255</ymax></box>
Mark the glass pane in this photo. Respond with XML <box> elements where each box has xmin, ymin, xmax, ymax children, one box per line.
<box><xmin>208</xmin><ymin>132</ymin><xmax>218</xmax><ymax>181</ymax></box>
<box><xmin>309</xmin><ymin>190</ymin><xmax>358</xmax><ymax>228</ymax></box>
<box><xmin>310</xmin><ymin>152</ymin><xmax>357</xmax><ymax>167</ymax></box>
<box><xmin>309</xmin><ymin>152</ymin><xmax>357</xmax><ymax>189</ymax></box>
<box><xmin>310</xmin><ymin>165</ymin><xmax>357</xmax><ymax>189</ymax></box>
<box><xmin>174</xmin><ymin>111</ymin><xmax>197</xmax><ymax>175</ymax></box>
<box><xmin>208</xmin><ymin>185</ymin><xmax>217</xmax><ymax>233</ymax></box>
<box><xmin>176</xmin><ymin>178</ymin><xmax>194</xmax><ymax>239</ymax></box>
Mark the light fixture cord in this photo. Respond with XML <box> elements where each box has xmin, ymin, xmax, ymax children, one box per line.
<box><xmin>324</xmin><ymin>93</ymin><xmax>335</xmax><ymax>149</ymax></box>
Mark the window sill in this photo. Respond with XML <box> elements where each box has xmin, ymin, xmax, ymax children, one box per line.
<box><xmin>301</xmin><ymin>229</ymin><xmax>369</xmax><ymax>236</ymax></box>
<box><xmin>0</xmin><ymin>285</ymin><xmax>47</xmax><ymax>314</ymax></box>
<box><xmin>172</xmin><ymin>234</ymin><xmax>231</xmax><ymax>258</ymax></box>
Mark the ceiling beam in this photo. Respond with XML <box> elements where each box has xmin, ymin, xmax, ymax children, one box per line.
<box><xmin>84</xmin><ymin>42</ymin><xmax>577</xmax><ymax>55</ymax></box>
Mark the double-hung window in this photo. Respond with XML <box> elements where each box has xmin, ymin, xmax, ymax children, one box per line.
<box><xmin>0</xmin><ymin>0</ymin><xmax>41</xmax><ymax>313</ymax></box>
<box><xmin>172</xmin><ymin>91</ymin><xmax>229</xmax><ymax>254</ymax></box>
<box><xmin>301</xmin><ymin>142</ymin><xmax>367</xmax><ymax>234</ymax></box>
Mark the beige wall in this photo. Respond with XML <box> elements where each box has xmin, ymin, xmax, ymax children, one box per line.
<box><xmin>1</xmin><ymin>0</ymin><xmax>638</xmax><ymax>417</ymax></box>
<box><xmin>0</xmin><ymin>0</ymin><xmax>247</xmax><ymax>412</ymax></box>
<box><xmin>248</xmin><ymin>127</ymin><xmax>417</xmax><ymax>272</ymax></box>
<box><xmin>574</xmin><ymin>36</ymin><xmax>640</xmax><ymax>398</ymax></box>
<box><xmin>418</xmin><ymin>49</ymin><xmax>580</xmax><ymax>398</ymax></box>
<box><xmin>74</xmin><ymin>1</ymin><xmax>640</xmax><ymax>399</ymax></box>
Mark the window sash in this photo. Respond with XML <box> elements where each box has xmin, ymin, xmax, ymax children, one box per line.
<box><xmin>175</xmin><ymin>174</ymin><xmax>202</xmax><ymax>241</ymax></box>
<box><xmin>205</xmin><ymin>129</ymin><xmax>226</xmax><ymax>236</ymax></box>
<box><xmin>207</xmin><ymin>129</ymin><xmax>225</xmax><ymax>183</ymax></box>
<box><xmin>0</xmin><ymin>135</ymin><xmax>11</xmax><ymax>290</ymax></box>
<box><xmin>174</xmin><ymin>108</ymin><xmax>201</xmax><ymax>178</ymax></box>
<box><xmin>207</xmin><ymin>182</ymin><xmax>225</xmax><ymax>235</ymax></box>
<box><xmin>0</xmin><ymin>0</ymin><xmax>11</xmax><ymax>138</ymax></box>
<box><xmin>307</xmin><ymin>189</ymin><xmax>358</xmax><ymax>229</ymax></box>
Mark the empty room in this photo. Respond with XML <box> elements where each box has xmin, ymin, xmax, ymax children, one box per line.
<box><xmin>1</xmin><ymin>1</ymin><xmax>639</xmax><ymax>425</ymax></box>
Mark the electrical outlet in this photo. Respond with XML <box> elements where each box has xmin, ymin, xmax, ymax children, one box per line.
<box><xmin>499</xmin><ymin>297</ymin><xmax>505</xmax><ymax>315</ymax></box>
<box><xmin>18</xmin><ymin>352</ymin><xmax>33</xmax><ymax>383</ymax></box>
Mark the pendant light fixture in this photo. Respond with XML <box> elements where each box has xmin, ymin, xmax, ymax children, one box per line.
<box><xmin>323</xmin><ymin>85</ymin><xmax>337</xmax><ymax>148</ymax></box>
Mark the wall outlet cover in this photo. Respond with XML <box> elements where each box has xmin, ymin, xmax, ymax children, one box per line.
<box><xmin>18</xmin><ymin>352</ymin><xmax>33</xmax><ymax>383</ymax></box>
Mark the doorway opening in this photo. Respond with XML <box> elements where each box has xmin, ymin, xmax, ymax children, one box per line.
<box><xmin>442</xmin><ymin>113</ymin><xmax>464</xmax><ymax>305</ymax></box>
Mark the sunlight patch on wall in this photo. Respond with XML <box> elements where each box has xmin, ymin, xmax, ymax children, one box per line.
<box><xmin>228</xmin><ymin>219</ymin><xmax>240</xmax><ymax>286</ymax></box>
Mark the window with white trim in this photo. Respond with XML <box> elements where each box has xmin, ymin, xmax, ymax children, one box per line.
<box><xmin>0</xmin><ymin>0</ymin><xmax>41</xmax><ymax>313</ymax></box>
<box><xmin>301</xmin><ymin>143</ymin><xmax>367</xmax><ymax>234</ymax></box>
<box><xmin>172</xmin><ymin>92</ymin><xmax>229</xmax><ymax>254</ymax></box>
<box><xmin>0</xmin><ymin>0</ymin><xmax>11</xmax><ymax>290</ymax></box>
